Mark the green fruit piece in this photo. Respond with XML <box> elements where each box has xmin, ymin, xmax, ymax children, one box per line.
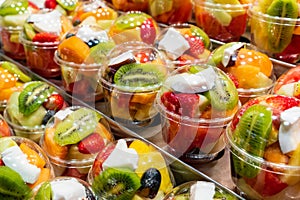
<box><xmin>85</xmin><ymin>41</ymin><xmax>115</xmax><ymax>64</ymax></box>
<box><xmin>256</xmin><ymin>0</ymin><xmax>274</xmax><ymax>13</ymax></box>
<box><xmin>0</xmin><ymin>166</ymin><xmax>33</xmax><ymax>199</ymax></box>
<box><xmin>1</xmin><ymin>61</ymin><xmax>31</xmax><ymax>82</ymax></box>
<box><xmin>114</xmin><ymin>63</ymin><xmax>167</xmax><ymax>91</ymax></box>
<box><xmin>23</xmin><ymin>23</ymin><xmax>36</xmax><ymax>41</ymax></box>
<box><xmin>149</xmin><ymin>0</ymin><xmax>173</xmax><ymax>17</ymax></box>
<box><xmin>54</xmin><ymin>4</ymin><xmax>67</xmax><ymax>15</ymax></box>
<box><xmin>54</xmin><ymin>107</ymin><xmax>99</xmax><ymax>146</ymax></box>
<box><xmin>0</xmin><ymin>137</ymin><xmax>17</xmax><ymax>153</ymax></box>
<box><xmin>266</xmin><ymin>0</ymin><xmax>298</xmax><ymax>53</ymax></box>
<box><xmin>3</xmin><ymin>14</ymin><xmax>29</xmax><ymax>27</ymax></box>
<box><xmin>190</xmin><ymin>25</ymin><xmax>211</xmax><ymax>49</ymax></box>
<box><xmin>92</xmin><ymin>167</ymin><xmax>141</xmax><ymax>200</ymax></box>
<box><xmin>114</xmin><ymin>13</ymin><xmax>148</xmax><ymax>30</ymax></box>
<box><xmin>18</xmin><ymin>81</ymin><xmax>54</xmax><ymax>116</ymax></box>
<box><xmin>212</xmin><ymin>8</ymin><xmax>232</xmax><ymax>26</ymax></box>
<box><xmin>214</xmin><ymin>187</ymin><xmax>237</xmax><ymax>200</ymax></box>
<box><xmin>34</xmin><ymin>181</ymin><xmax>52</xmax><ymax>200</ymax></box>
<box><xmin>232</xmin><ymin>104</ymin><xmax>272</xmax><ymax>178</ymax></box>
<box><xmin>208</xmin><ymin>42</ymin><xmax>241</xmax><ymax>66</ymax></box>
<box><xmin>0</xmin><ymin>0</ymin><xmax>28</xmax><ymax>16</ymax></box>
<box><xmin>56</xmin><ymin>0</ymin><xmax>78</xmax><ymax>11</ymax></box>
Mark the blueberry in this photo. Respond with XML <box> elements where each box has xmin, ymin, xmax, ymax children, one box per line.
<box><xmin>42</xmin><ymin>110</ymin><xmax>56</xmax><ymax>125</ymax></box>
<box><xmin>65</xmin><ymin>33</ymin><xmax>75</xmax><ymax>39</ymax></box>
<box><xmin>86</xmin><ymin>39</ymin><xmax>100</xmax><ymax>48</ymax></box>
<box><xmin>137</xmin><ymin>168</ymin><xmax>161</xmax><ymax>199</ymax></box>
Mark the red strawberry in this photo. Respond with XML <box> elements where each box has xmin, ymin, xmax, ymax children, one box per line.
<box><xmin>32</xmin><ymin>32</ymin><xmax>59</xmax><ymax>43</ymax></box>
<box><xmin>91</xmin><ymin>144</ymin><xmax>115</xmax><ymax>176</ymax></box>
<box><xmin>265</xmin><ymin>95</ymin><xmax>300</xmax><ymax>111</ymax></box>
<box><xmin>140</xmin><ymin>18</ymin><xmax>156</xmax><ymax>45</ymax></box>
<box><xmin>161</xmin><ymin>91</ymin><xmax>181</xmax><ymax>114</ymax></box>
<box><xmin>227</xmin><ymin>73</ymin><xmax>239</xmax><ymax>88</ymax></box>
<box><xmin>28</xmin><ymin>1</ymin><xmax>39</xmax><ymax>10</ymax></box>
<box><xmin>77</xmin><ymin>133</ymin><xmax>105</xmax><ymax>154</ymax></box>
<box><xmin>0</xmin><ymin>159</ymin><xmax>4</xmax><ymax>166</ymax></box>
<box><xmin>43</xmin><ymin>93</ymin><xmax>64</xmax><ymax>111</ymax></box>
<box><xmin>44</xmin><ymin>0</ymin><xmax>57</xmax><ymax>9</ymax></box>
<box><xmin>226</xmin><ymin>13</ymin><xmax>248</xmax><ymax>38</ymax></box>
<box><xmin>185</xmin><ymin>36</ymin><xmax>205</xmax><ymax>58</ymax></box>
<box><xmin>135</xmin><ymin>52</ymin><xmax>150</xmax><ymax>63</ymax></box>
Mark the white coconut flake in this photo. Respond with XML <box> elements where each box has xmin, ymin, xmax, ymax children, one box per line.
<box><xmin>190</xmin><ymin>181</ymin><xmax>215</xmax><ymax>200</ymax></box>
<box><xmin>51</xmin><ymin>178</ymin><xmax>86</xmax><ymax>200</ymax></box>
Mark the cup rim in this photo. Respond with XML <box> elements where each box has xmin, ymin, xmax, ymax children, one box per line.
<box><xmin>193</xmin><ymin>0</ymin><xmax>251</xmax><ymax>9</ymax></box>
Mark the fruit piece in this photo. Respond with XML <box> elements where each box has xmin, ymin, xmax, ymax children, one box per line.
<box><xmin>140</xmin><ymin>18</ymin><xmax>156</xmax><ymax>45</ymax></box>
<box><xmin>44</xmin><ymin>0</ymin><xmax>57</xmax><ymax>9</ymax></box>
<box><xmin>92</xmin><ymin>144</ymin><xmax>116</xmax><ymax>176</ymax></box>
<box><xmin>43</xmin><ymin>93</ymin><xmax>64</xmax><ymax>111</ymax></box>
<box><xmin>54</xmin><ymin>107</ymin><xmax>99</xmax><ymax>146</ymax></box>
<box><xmin>92</xmin><ymin>167</ymin><xmax>141</xmax><ymax>199</ymax></box>
<box><xmin>23</xmin><ymin>23</ymin><xmax>36</xmax><ymax>41</ymax></box>
<box><xmin>0</xmin><ymin>118</ymin><xmax>11</xmax><ymax>137</ymax></box>
<box><xmin>137</xmin><ymin>168</ymin><xmax>161</xmax><ymax>199</ymax></box>
<box><xmin>85</xmin><ymin>41</ymin><xmax>115</xmax><ymax>64</ymax></box>
<box><xmin>149</xmin><ymin>0</ymin><xmax>173</xmax><ymax>17</ymax></box>
<box><xmin>281</xmin><ymin>143</ymin><xmax>300</xmax><ymax>185</ymax></box>
<box><xmin>209</xmin><ymin>42</ymin><xmax>240</xmax><ymax>66</ymax></box>
<box><xmin>113</xmin><ymin>12</ymin><xmax>150</xmax><ymax>31</ymax></box>
<box><xmin>0</xmin><ymin>68</ymin><xmax>17</xmax><ymax>90</ymax></box>
<box><xmin>57</xmin><ymin>36</ymin><xmax>90</xmax><ymax>64</ymax></box>
<box><xmin>0</xmin><ymin>82</ymin><xmax>23</xmax><ymax>101</ymax></box>
<box><xmin>34</xmin><ymin>181</ymin><xmax>52</xmax><ymax>200</ymax></box>
<box><xmin>43</xmin><ymin>128</ymin><xmax>68</xmax><ymax>159</ymax></box>
<box><xmin>77</xmin><ymin>133</ymin><xmax>105</xmax><ymax>154</ymax></box>
<box><xmin>266</xmin><ymin>0</ymin><xmax>298</xmax><ymax>52</ymax></box>
<box><xmin>265</xmin><ymin>95</ymin><xmax>300</xmax><ymax>111</ymax></box>
<box><xmin>28</xmin><ymin>168</ymin><xmax>51</xmax><ymax>189</ymax></box>
<box><xmin>57</xmin><ymin>0</ymin><xmax>78</xmax><ymax>11</ymax></box>
<box><xmin>114</xmin><ymin>63</ymin><xmax>167</xmax><ymax>90</ymax></box>
<box><xmin>185</xmin><ymin>36</ymin><xmax>205</xmax><ymax>58</ymax></box>
<box><xmin>61</xmin><ymin>168</ymin><xmax>87</xmax><ymax>180</ymax></box>
<box><xmin>94</xmin><ymin>122</ymin><xmax>114</xmax><ymax>142</ymax></box>
<box><xmin>1</xmin><ymin>61</ymin><xmax>31</xmax><ymax>83</ymax></box>
<box><xmin>0</xmin><ymin>166</ymin><xmax>32</xmax><ymax>199</ymax></box>
<box><xmin>19</xmin><ymin>143</ymin><xmax>46</xmax><ymax>169</ymax></box>
<box><xmin>128</xmin><ymin>140</ymin><xmax>151</xmax><ymax>154</ymax></box>
<box><xmin>232</xmin><ymin>104</ymin><xmax>272</xmax><ymax>178</ymax></box>
<box><xmin>0</xmin><ymin>138</ymin><xmax>17</xmax><ymax>153</ymax></box>
<box><xmin>0</xmin><ymin>0</ymin><xmax>28</xmax><ymax>16</ymax></box>
<box><xmin>18</xmin><ymin>81</ymin><xmax>54</xmax><ymax>116</ymax></box>
<box><xmin>32</xmin><ymin>32</ymin><xmax>59</xmax><ymax>43</ymax></box>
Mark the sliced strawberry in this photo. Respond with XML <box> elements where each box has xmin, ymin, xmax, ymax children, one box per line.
<box><xmin>185</xmin><ymin>36</ymin><xmax>205</xmax><ymax>58</ymax></box>
<box><xmin>265</xmin><ymin>95</ymin><xmax>300</xmax><ymax>111</ymax></box>
<box><xmin>227</xmin><ymin>72</ymin><xmax>239</xmax><ymax>88</ymax></box>
<box><xmin>135</xmin><ymin>52</ymin><xmax>150</xmax><ymax>63</ymax></box>
<box><xmin>43</xmin><ymin>93</ymin><xmax>64</xmax><ymax>111</ymax></box>
<box><xmin>77</xmin><ymin>133</ymin><xmax>105</xmax><ymax>154</ymax></box>
<box><xmin>161</xmin><ymin>91</ymin><xmax>181</xmax><ymax>114</ymax></box>
<box><xmin>32</xmin><ymin>32</ymin><xmax>59</xmax><ymax>43</ymax></box>
<box><xmin>140</xmin><ymin>18</ymin><xmax>156</xmax><ymax>45</ymax></box>
<box><xmin>91</xmin><ymin>144</ymin><xmax>115</xmax><ymax>176</ymax></box>
<box><xmin>0</xmin><ymin>159</ymin><xmax>4</xmax><ymax>166</ymax></box>
<box><xmin>44</xmin><ymin>0</ymin><xmax>57</xmax><ymax>9</ymax></box>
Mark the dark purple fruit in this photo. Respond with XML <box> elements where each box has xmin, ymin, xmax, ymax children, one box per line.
<box><xmin>137</xmin><ymin>168</ymin><xmax>161</xmax><ymax>199</ymax></box>
<box><xmin>42</xmin><ymin>110</ymin><xmax>56</xmax><ymax>125</ymax></box>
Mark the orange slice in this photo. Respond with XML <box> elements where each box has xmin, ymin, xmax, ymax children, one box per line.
<box><xmin>228</xmin><ymin>64</ymin><xmax>260</xmax><ymax>89</ymax></box>
<box><xmin>43</xmin><ymin>128</ymin><xmax>68</xmax><ymax>159</ymax></box>
<box><xmin>20</xmin><ymin>143</ymin><xmax>46</xmax><ymax>168</ymax></box>
<box><xmin>28</xmin><ymin>168</ymin><xmax>51</xmax><ymax>188</ymax></box>
<box><xmin>0</xmin><ymin>68</ymin><xmax>17</xmax><ymax>90</ymax></box>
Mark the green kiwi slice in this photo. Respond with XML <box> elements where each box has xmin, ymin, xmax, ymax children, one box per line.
<box><xmin>34</xmin><ymin>181</ymin><xmax>52</xmax><ymax>200</ymax></box>
<box><xmin>114</xmin><ymin>63</ymin><xmax>167</xmax><ymax>91</ymax></box>
<box><xmin>0</xmin><ymin>166</ymin><xmax>33</xmax><ymax>199</ymax></box>
<box><xmin>190</xmin><ymin>26</ymin><xmax>211</xmax><ymax>49</ymax></box>
<box><xmin>0</xmin><ymin>0</ymin><xmax>28</xmax><ymax>16</ymax></box>
<box><xmin>23</xmin><ymin>23</ymin><xmax>36</xmax><ymax>41</ymax></box>
<box><xmin>114</xmin><ymin>13</ymin><xmax>148</xmax><ymax>30</ymax></box>
<box><xmin>1</xmin><ymin>61</ymin><xmax>31</xmax><ymax>83</ymax></box>
<box><xmin>57</xmin><ymin>0</ymin><xmax>78</xmax><ymax>11</ymax></box>
<box><xmin>208</xmin><ymin>42</ymin><xmax>241</xmax><ymax>66</ymax></box>
<box><xmin>85</xmin><ymin>41</ymin><xmax>116</xmax><ymax>64</ymax></box>
<box><xmin>54</xmin><ymin>107</ymin><xmax>99</xmax><ymax>146</ymax></box>
<box><xmin>18</xmin><ymin>81</ymin><xmax>54</xmax><ymax>116</ymax></box>
<box><xmin>266</xmin><ymin>0</ymin><xmax>298</xmax><ymax>53</ymax></box>
<box><xmin>232</xmin><ymin>104</ymin><xmax>272</xmax><ymax>178</ymax></box>
<box><xmin>92</xmin><ymin>167</ymin><xmax>141</xmax><ymax>200</ymax></box>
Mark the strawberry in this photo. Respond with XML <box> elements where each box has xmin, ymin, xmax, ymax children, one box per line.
<box><xmin>44</xmin><ymin>0</ymin><xmax>57</xmax><ymax>9</ymax></box>
<box><xmin>28</xmin><ymin>1</ymin><xmax>39</xmax><ymax>10</ymax></box>
<box><xmin>140</xmin><ymin>18</ymin><xmax>156</xmax><ymax>45</ymax></box>
<box><xmin>135</xmin><ymin>52</ymin><xmax>150</xmax><ymax>63</ymax></box>
<box><xmin>226</xmin><ymin>13</ymin><xmax>248</xmax><ymax>38</ymax></box>
<box><xmin>0</xmin><ymin>159</ymin><xmax>4</xmax><ymax>166</ymax></box>
<box><xmin>185</xmin><ymin>36</ymin><xmax>205</xmax><ymax>58</ymax></box>
<box><xmin>227</xmin><ymin>73</ymin><xmax>239</xmax><ymax>88</ymax></box>
<box><xmin>43</xmin><ymin>93</ymin><xmax>64</xmax><ymax>111</ymax></box>
<box><xmin>91</xmin><ymin>144</ymin><xmax>115</xmax><ymax>176</ymax></box>
<box><xmin>161</xmin><ymin>91</ymin><xmax>181</xmax><ymax>114</ymax></box>
<box><xmin>77</xmin><ymin>133</ymin><xmax>105</xmax><ymax>154</ymax></box>
<box><xmin>32</xmin><ymin>32</ymin><xmax>59</xmax><ymax>43</ymax></box>
<box><xmin>265</xmin><ymin>95</ymin><xmax>300</xmax><ymax>111</ymax></box>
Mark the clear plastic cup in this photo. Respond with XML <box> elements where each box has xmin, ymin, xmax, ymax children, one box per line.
<box><xmin>193</xmin><ymin>0</ymin><xmax>250</xmax><ymax>42</ymax></box>
<box><xmin>226</xmin><ymin>94</ymin><xmax>300</xmax><ymax>199</ymax></box>
<box><xmin>88</xmin><ymin>138</ymin><xmax>175</xmax><ymax>199</ymax></box>
<box><xmin>148</xmin><ymin>0</ymin><xmax>193</xmax><ymax>24</ymax></box>
<box><xmin>155</xmin><ymin>64</ymin><xmax>240</xmax><ymax>163</ymax></box>
<box><xmin>100</xmin><ymin>41</ymin><xmax>168</xmax><ymax>138</ymax></box>
<box><xmin>40</xmin><ymin>106</ymin><xmax>114</xmax><ymax>180</ymax></box>
<box><xmin>111</xmin><ymin>0</ymin><xmax>149</xmax><ymax>12</ymax></box>
<box><xmin>0</xmin><ymin>136</ymin><xmax>55</xmax><ymax>199</ymax></box>
<box><xmin>248</xmin><ymin>3</ymin><xmax>300</xmax><ymax>64</ymax></box>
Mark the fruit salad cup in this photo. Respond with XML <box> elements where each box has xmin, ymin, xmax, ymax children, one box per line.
<box><xmin>163</xmin><ymin>181</ymin><xmax>239</xmax><ymax>200</ymax></box>
<box><xmin>19</xmin><ymin>9</ymin><xmax>73</xmax><ymax>78</ymax></box>
<box><xmin>55</xmin><ymin>24</ymin><xmax>116</xmax><ymax>103</ymax></box>
<box><xmin>148</xmin><ymin>0</ymin><xmax>193</xmax><ymax>24</ymax></box>
<box><xmin>43</xmin><ymin>0</ymin><xmax>80</xmax><ymax>16</ymax></box>
<box><xmin>40</xmin><ymin>106</ymin><xmax>114</xmax><ymax>180</ymax></box>
<box><xmin>111</xmin><ymin>0</ymin><xmax>149</xmax><ymax>12</ymax></box>
<box><xmin>108</xmin><ymin>11</ymin><xmax>159</xmax><ymax>45</ymax></box>
<box><xmin>226</xmin><ymin>94</ymin><xmax>300</xmax><ymax>199</ymax></box>
<box><xmin>88</xmin><ymin>138</ymin><xmax>174</xmax><ymax>199</ymax></box>
<box><xmin>154</xmin><ymin>24</ymin><xmax>211</xmax><ymax>71</ymax></box>
<box><xmin>0</xmin><ymin>113</ymin><xmax>13</xmax><ymax>137</ymax></box>
<box><xmin>193</xmin><ymin>0</ymin><xmax>250</xmax><ymax>42</ymax></box>
<box><xmin>100</xmin><ymin>41</ymin><xmax>168</xmax><ymax>138</ymax></box>
<box><xmin>71</xmin><ymin>0</ymin><xmax>118</xmax><ymax>29</ymax></box>
<box><xmin>3</xmin><ymin>81</ymin><xmax>68</xmax><ymax>143</ymax></box>
<box><xmin>0</xmin><ymin>136</ymin><xmax>55</xmax><ymax>199</ymax></box>
<box><xmin>155</xmin><ymin>64</ymin><xmax>240</xmax><ymax>163</ymax></box>
<box><xmin>33</xmin><ymin>176</ymin><xmax>96</xmax><ymax>200</ymax></box>
<box><xmin>0</xmin><ymin>61</ymin><xmax>32</xmax><ymax>112</ymax></box>
<box><xmin>210</xmin><ymin>42</ymin><xmax>276</xmax><ymax>105</ymax></box>
<box><xmin>248</xmin><ymin>0</ymin><xmax>300</xmax><ymax>63</ymax></box>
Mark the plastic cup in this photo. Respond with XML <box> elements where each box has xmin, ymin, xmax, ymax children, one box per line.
<box><xmin>226</xmin><ymin>94</ymin><xmax>300</xmax><ymax>199</ymax></box>
<box><xmin>248</xmin><ymin>5</ymin><xmax>300</xmax><ymax>64</ymax></box>
<box><xmin>88</xmin><ymin>138</ymin><xmax>175</xmax><ymax>199</ymax></box>
<box><xmin>155</xmin><ymin>64</ymin><xmax>240</xmax><ymax>163</ymax></box>
<box><xmin>193</xmin><ymin>0</ymin><xmax>250</xmax><ymax>42</ymax></box>
<box><xmin>40</xmin><ymin>106</ymin><xmax>114</xmax><ymax>180</ymax></box>
<box><xmin>111</xmin><ymin>0</ymin><xmax>149</xmax><ymax>12</ymax></box>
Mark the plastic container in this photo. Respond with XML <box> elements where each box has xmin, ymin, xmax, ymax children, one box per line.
<box><xmin>111</xmin><ymin>0</ymin><xmax>149</xmax><ymax>12</ymax></box>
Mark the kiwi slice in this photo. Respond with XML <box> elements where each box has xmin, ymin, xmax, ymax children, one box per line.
<box><xmin>1</xmin><ymin>61</ymin><xmax>31</xmax><ymax>82</ymax></box>
<box><xmin>34</xmin><ymin>181</ymin><xmax>52</xmax><ymax>200</ymax></box>
<box><xmin>114</xmin><ymin>63</ymin><xmax>166</xmax><ymax>91</ymax></box>
<box><xmin>56</xmin><ymin>0</ymin><xmax>78</xmax><ymax>11</ymax></box>
<box><xmin>114</xmin><ymin>13</ymin><xmax>148</xmax><ymax>30</ymax></box>
<box><xmin>23</xmin><ymin>23</ymin><xmax>36</xmax><ymax>41</ymax></box>
<box><xmin>190</xmin><ymin>26</ymin><xmax>210</xmax><ymax>49</ymax></box>
<box><xmin>266</xmin><ymin>0</ymin><xmax>298</xmax><ymax>53</ymax></box>
<box><xmin>92</xmin><ymin>167</ymin><xmax>141</xmax><ymax>200</ymax></box>
<box><xmin>18</xmin><ymin>81</ymin><xmax>54</xmax><ymax>116</ymax></box>
<box><xmin>208</xmin><ymin>42</ymin><xmax>241</xmax><ymax>66</ymax></box>
<box><xmin>232</xmin><ymin>104</ymin><xmax>272</xmax><ymax>178</ymax></box>
<box><xmin>214</xmin><ymin>187</ymin><xmax>237</xmax><ymax>200</ymax></box>
<box><xmin>0</xmin><ymin>166</ymin><xmax>33</xmax><ymax>199</ymax></box>
<box><xmin>54</xmin><ymin>107</ymin><xmax>99</xmax><ymax>146</ymax></box>
<box><xmin>0</xmin><ymin>0</ymin><xmax>28</xmax><ymax>16</ymax></box>
<box><xmin>85</xmin><ymin>41</ymin><xmax>116</xmax><ymax>64</ymax></box>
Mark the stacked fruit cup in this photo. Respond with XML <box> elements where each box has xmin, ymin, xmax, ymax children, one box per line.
<box><xmin>193</xmin><ymin>0</ymin><xmax>251</xmax><ymax>42</ymax></box>
<box><xmin>40</xmin><ymin>106</ymin><xmax>114</xmax><ymax>180</ymax></box>
<box><xmin>226</xmin><ymin>95</ymin><xmax>300</xmax><ymax>199</ymax></box>
<box><xmin>209</xmin><ymin>42</ymin><xmax>276</xmax><ymax>105</ymax></box>
<box><xmin>88</xmin><ymin>138</ymin><xmax>175</xmax><ymax>199</ymax></box>
<box><xmin>0</xmin><ymin>136</ymin><xmax>55</xmax><ymax>199</ymax></box>
<box><xmin>100</xmin><ymin>41</ymin><xmax>169</xmax><ymax>138</ymax></box>
<box><xmin>248</xmin><ymin>0</ymin><xmax>300</xmax><ymax>64</ymax></box>
<box><xmin>155</xmin><ymin>64</ymin><xmax>240</xmax><ymax>163</ymax></box>
<box><xmin>3</xmin><ymin>81</ymin><xmax>68</xmax><ymax>143</ymax></box>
